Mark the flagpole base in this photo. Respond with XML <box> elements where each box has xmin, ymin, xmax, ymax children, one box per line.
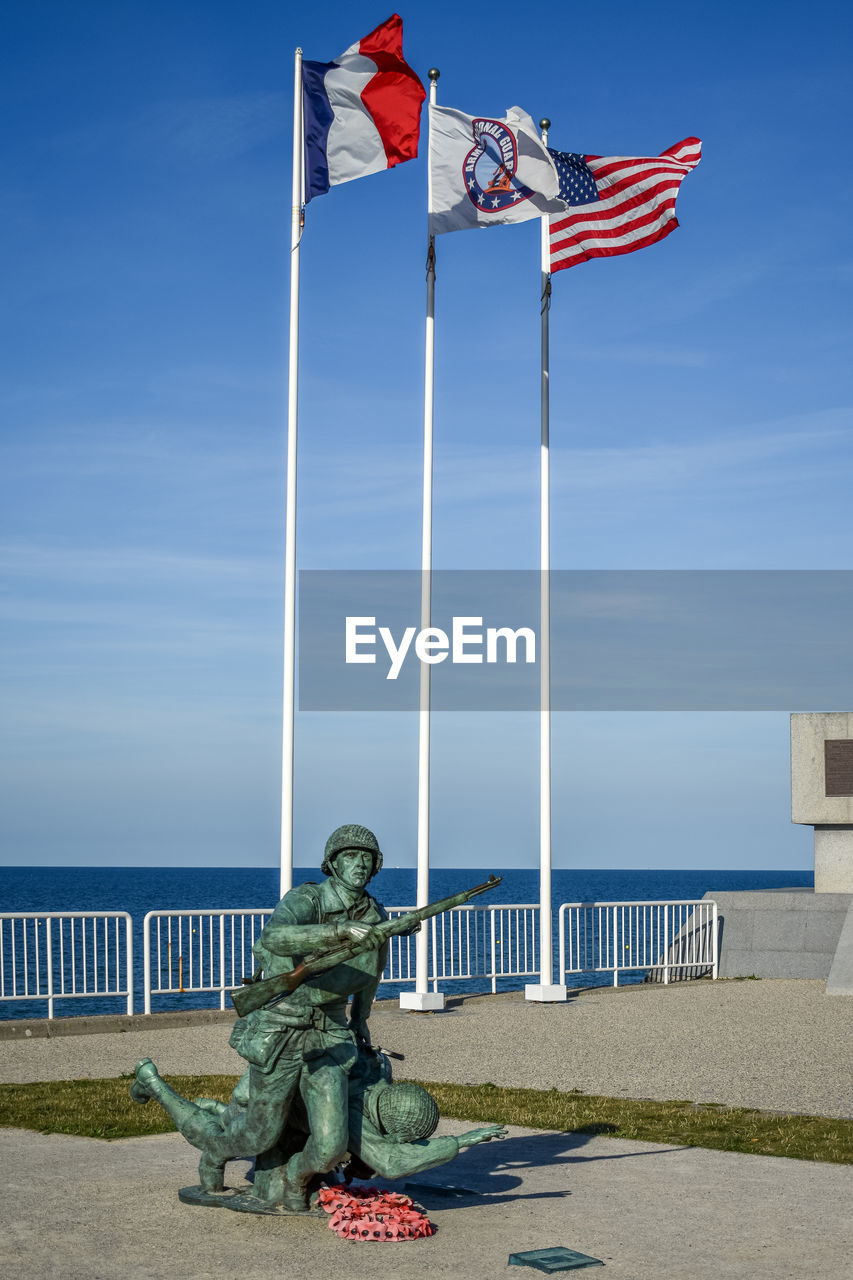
<box><xmin>399</xmin><ymin>991</ymin><xmax>446</xmax><ymax>1011</ymax></box>
<box><xmin>524</xmin><ymin>983</ymin><xmax>567</xmax><ymax>1003</ymax></box>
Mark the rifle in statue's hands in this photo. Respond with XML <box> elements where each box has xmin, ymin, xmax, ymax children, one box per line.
<box><xmin>230</xmin><ymin>875</ymin><xmax>502</xmax><ymax>1017</ymax></box>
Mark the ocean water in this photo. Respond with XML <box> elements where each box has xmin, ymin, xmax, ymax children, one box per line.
<box><xmin>1</xmin><ymin>865</ymin><xmax>812</xmax><ymax>1019</ymax></box>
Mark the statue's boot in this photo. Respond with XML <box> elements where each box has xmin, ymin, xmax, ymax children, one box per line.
<box><xmin>197</xmin><ymin>1153</ymin><xmax>227</xmax><ymax>1193</ymax></box>
<box><xmin>278</xmin><ymin>1150</ymin><xmax>320</xmax><ymax>1213</ymax></box>
<box><xmin>130</xmin><ymin>1059</ymin><xmax>227</xmax><ymax>1192</ymax></box>
<box><xmin>129</xmin><ymin>1057</ymin><xmax>158</xmax><ymax>1104</ymax></box>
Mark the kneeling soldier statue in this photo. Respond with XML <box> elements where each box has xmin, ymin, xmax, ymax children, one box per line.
<box><xmin>130</xmin><ymin>824</ymin><xmax>503</xmax><ymax>1214</ymax></box>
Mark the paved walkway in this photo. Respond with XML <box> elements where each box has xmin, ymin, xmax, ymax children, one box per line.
<box><xmin>2</xmin><ymin>1120</ymin><xmax>850</xmax><ymax>1280</ymax></box>
<box><xmin>2</xmin><ymin>981</ymin><xmax>852</xmax><ymax>1279</ymax></box>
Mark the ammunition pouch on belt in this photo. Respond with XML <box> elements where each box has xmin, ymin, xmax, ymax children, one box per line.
<box><xmin>231</xmin><ymin>1003</ymin><xmax>355</xmax><ymax>1075</ymax></box>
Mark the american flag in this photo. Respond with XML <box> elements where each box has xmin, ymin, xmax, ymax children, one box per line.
<box><xmin>548</xmin><ymin>137</ymin><xmax>701</xmax><ymax>272</ymax></box>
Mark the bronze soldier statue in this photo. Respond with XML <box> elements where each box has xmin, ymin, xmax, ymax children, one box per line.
<box><xmin>131</xmin><ymin>823</ymin><xmax>390</xmax><ymax>1212</ymax></box>
<box><xmin>130</xmin><ymin>827</ymin><xmax>502</xmax><ymax>1214</ymax></box>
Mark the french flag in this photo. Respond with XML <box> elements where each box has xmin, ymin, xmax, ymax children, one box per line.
<box><xmin>302</xmin><ymin>14</ymin><xmax>426</xmax><ymax>202</ymax></box>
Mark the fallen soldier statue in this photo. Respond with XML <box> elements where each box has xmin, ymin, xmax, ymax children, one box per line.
<box><xmin>131</xmin><ymin>1041</ymin><xmax>505</xmax><ymax>1212</ymax></box>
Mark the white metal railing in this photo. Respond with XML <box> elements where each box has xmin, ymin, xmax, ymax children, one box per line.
<box><xmin>142</xmin><ymin>909</ymin><xmax>272</xmax><ymax>1014</ymax></box>
<box><xmin>559</xmin><ymin>900</ymin><xmax>718</xmax><ymax>987</ymax></box>
<box><xmin>385</xmin><ymin>904</ymin><xmax>540</xmax><ymax>993</ymax></box>
<box><xmin>142</xmin><ymin>904</ymin><xmax>540</xmax><ymax>1011</ymax></box>
<box><xmin>0</xmin><ymin>912</ymin><xmax>133</xmax><ymax>1018</ymax></box>
<box><xmin>2</xmin><ymin>900</ymin><xmax>717</xmax><ymax>1018</ymax></box>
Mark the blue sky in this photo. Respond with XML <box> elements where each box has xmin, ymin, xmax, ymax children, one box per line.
<box><xmin>2</xmin><ymin>0</ymin><xmax>851</xmax><ymax>870</ymax></box>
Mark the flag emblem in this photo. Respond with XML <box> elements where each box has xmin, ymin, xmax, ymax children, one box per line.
<box><xmin>463</xmin><ymin>118</ymin><xmax>535</xmax><ymax>212</ymax></box>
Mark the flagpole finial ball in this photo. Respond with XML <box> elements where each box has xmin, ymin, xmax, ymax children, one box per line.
<box><xmin>428</xmin><ymin>67</ymin><xmax>440</xmax><ymax>81</ymax></box>
<box><xmin>540</xmin><ymin>117</ymin><xmax>551</xmax><ymax>131</ymax></box>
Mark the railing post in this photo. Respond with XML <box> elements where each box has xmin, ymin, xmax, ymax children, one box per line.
<box><xmin>219</xmin><ymin>913</ymin><xmax>226</xmax><ymax>1011</ymax></box>
<box><xmin>431</xmin><ymin>916</ymin><xmax>438</xmax><ymax>994</ymax></box>
<box><xmin>662</xmin><ymin>906</ymin><xmax>669</xmax><ymax>985</ymax></box>
<box><xmin>711</xmin><ymin>901</ymin><xmax>718</xmax><ymax>980</ymax></box>
<box><xmin>490</xmin><ymin>908</ymin><xmax>497</xmax><ymax>994</ymax></box>
<box><xmin>46</xmin><ymin>917</ymin><xmax>54</xmax><ymax>1020</ymax></box>
<box><xmin>558</xmin><ymin>904</ymin><xmax>565</xmax><ymax>983</ymax></box>
<box><xmin>125</xmin><ymin>914</ymin><xmax>134</xmax><ymax>1015</ymax></box>
<box><xmin>612</xmin><ymin>907</ymin><xmax>619</xmax><ymax>987</ymax></box>
<box><xmin>32</xmin><ymin>919</ymin><xmax>38</xmax><ymax>1002</ymax></box>
<box><xmin>143</xmin><ymin>913</ymin><xmax>152</xmax><ymax>1015</ymax></box>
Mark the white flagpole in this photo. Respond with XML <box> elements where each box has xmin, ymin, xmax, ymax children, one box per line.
<box><xmin>280</xmin><ymin>48</ymin><xmax>304</xmax><ymax>898</ymax></box>
<box><xmin>400</xmin><ymin>67</ymin><xmax>445</xmax><ymax>1012</ymax></box>
<box><xmin>526</xmin><ymin>117</ymin><xmax>566</xmax><ymax>1002</ymax></box>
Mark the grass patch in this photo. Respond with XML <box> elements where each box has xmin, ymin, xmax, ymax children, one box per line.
<box><xmin>423</xmin><ymin>1081</ymin><xmax>853</xmax><ymax>1165</ymax></box>
<box><xmin>0</xmin><ymin>1075</ymin><xmax>240</xmax><ymax>1140</ymax></box>
<box><xmin>1</xmin><ymin>1075</ymin><xmax>850</xmax><ymax>1164</ymax></box>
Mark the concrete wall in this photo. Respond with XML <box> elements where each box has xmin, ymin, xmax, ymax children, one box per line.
<box><xmin>826</xmin><ymin>902</ymin><xmax>853</xmax><ymax>995</ymax></box>
<box><xmin>703</xmin><ymin>888</ymin><xmax>852</xmax><ymax>980</ymax></box>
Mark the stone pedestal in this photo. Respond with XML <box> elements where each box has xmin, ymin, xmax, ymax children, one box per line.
<box><xmin>399</xmin><ymin>991</ymin><xmax>445</xmax><ymax>1011</ymax></box>
<box><xmin>791</xmin><ymin>713</ymin><xmax>853</xmax><ymax>892</ymax></box>
<box><xmin>814</xmin><ymin>827</ymin><xmax>853</xmax><ymax>893</ymax></box>
<box><xmin>524</xmin><ymin>983</ymin><xmax>567</xmax><ymax>1003</ymax></box>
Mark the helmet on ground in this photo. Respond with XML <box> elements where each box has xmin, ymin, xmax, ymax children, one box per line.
<box><xmin>376</xmin><ymin>1082</ymin><xmax>440</xmax><ymax>1143</ymax></box>
<box><xmin>321</xmin><ymin>824</ymin><xmax>383</xmax><ymax>878</ymax></box>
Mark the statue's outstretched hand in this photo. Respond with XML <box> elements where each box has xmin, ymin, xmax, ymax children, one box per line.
<box><xmin>457</xmin><ymin>1124</ymin><xmax>508</xmax><ymax>1147</ymax></box>
<box><xmin>337</xmin><ymin>921</ymin><xmax>381</xmax><ymax>948</ymax></box>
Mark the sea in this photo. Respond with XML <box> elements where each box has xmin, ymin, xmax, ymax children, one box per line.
<box><xmin>2</xmin><ymin>865</ymin><xmax>812</xmax><ymax>1019</ymax></box>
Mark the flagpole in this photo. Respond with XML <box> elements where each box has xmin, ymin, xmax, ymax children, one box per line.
<box><xmin>400</xmin><ymin>67</ymin><xmax>445</xmax><ymax>1012</ymax></box>
<box><xmin>280</xmin><ymin>47</ymin><xmax>304</xmax><ymax>898</ymax></box>
<box><xmin>526</xmin><ymin>117</ymin><xmax>566</xmax><ymax>1003</ymax></box>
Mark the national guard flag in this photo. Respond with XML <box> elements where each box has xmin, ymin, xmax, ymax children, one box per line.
<box><xmin>429</xmin><ymin>104</ymin><xmax>565</xmax><ymax>235</ymax></box>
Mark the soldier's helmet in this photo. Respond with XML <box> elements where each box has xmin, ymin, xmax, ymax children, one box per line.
<box><xmin>321</xmin><ymin>824</ymin><xmax>383</xmax><ymax>879</ymax></box>
<box><xmin>376</xmin><ymin>1082</ymin><xmax>440</xmax><ymax>1143</ymax></box>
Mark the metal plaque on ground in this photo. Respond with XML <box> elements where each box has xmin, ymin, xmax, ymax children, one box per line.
<box><xmin>508</xmin><ymin>1245</ymin><xmax>605</xmax><ymax>1272</ymax></box>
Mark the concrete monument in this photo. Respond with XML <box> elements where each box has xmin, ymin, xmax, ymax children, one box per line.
<box><xmin>791</xmin><ymin>711</ymin><xmax>853</xmax><ymax>893</ymax></box>
<box><xmin>685</xmin><ymin>719</ymin><xmax>853</xmax><ymax>991</ymax></box>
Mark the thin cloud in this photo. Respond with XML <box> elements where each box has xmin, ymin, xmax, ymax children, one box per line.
<box><xmin>0</xmin><ymin>544</ymin><xmax>275</xmax><ymax>585</ymax></box>
<box><xmin>301</xmin><ymin>407</ymin><xmax>853</xmax><ymax>514</ymax></box>
<box><xmin>570</xmin><ymin>342</ymin><xmax>711</xmax><ymax>367</ymax></box>
<box><xmin>141</xmin><ymin>92</ymin><xmax>288</xmax><ymax>163</ymax></box>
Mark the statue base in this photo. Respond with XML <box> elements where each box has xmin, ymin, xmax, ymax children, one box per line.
<box><xmin>178</xmin><ymin>1185</ymin><xmax>241</xmax><ymax>1208</ymax></box>
<box><xmin>222</xmin><ymin>1191</ymin><xmax>326</xmax><ymax>1217</ymax></box>
<box><xmin>178</xmin><ymin>1185</ymin><xmax>325</xmax><ymax>1216</ymax></box>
